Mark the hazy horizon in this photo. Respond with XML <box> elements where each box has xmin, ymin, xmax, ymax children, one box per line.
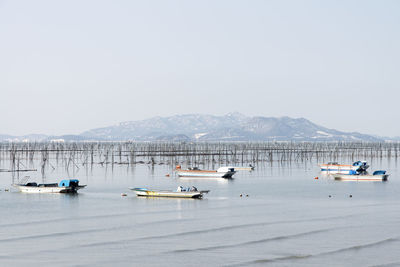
<box><xmin>1</xmin><ymin>1</ymin><xmax>399</xmax><ymax>136</ymax></box>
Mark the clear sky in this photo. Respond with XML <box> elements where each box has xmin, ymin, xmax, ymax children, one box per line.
<box><xmin>1</xmin><ymin>0</ymin><xmax>399</xmax><ymax>136</ymax></box>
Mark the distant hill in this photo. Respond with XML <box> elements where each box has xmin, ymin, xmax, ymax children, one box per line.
<box><xmin>80</xmin><ymin>113</ymin><xmax>381</xmax><ymax>142</ymax></box>
<box><xmin>0</xmin><ymin>113</ymin><xmax>385</xmax><ymax>142</ymax></box>
<box><xmin>0</xmin><ymin>134</ymin><xmax>100</xmax><ymax>142</ymax></box>
<box><xmin>0</xmin><ymin>134</ymin><xmax>48</xmax><ymax>142</ymax></box>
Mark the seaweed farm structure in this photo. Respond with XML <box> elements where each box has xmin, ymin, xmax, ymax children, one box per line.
<box><xmin>0</xmin><ymin>141</ymin><xmax>399</xmax><ymax>175</ymax></box>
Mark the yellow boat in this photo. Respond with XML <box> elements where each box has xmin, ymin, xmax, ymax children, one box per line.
<box><xmin>129</xmin><ymin>187</ymin><xmax>209</xmax><ymax>198</ymax></box>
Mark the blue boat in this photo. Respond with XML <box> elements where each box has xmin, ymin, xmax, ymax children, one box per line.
<box><xmin>320</xmin><ymin>161</ymin><xmax>369</xmax><ymax>174</ymax></box>
<box><xmin>13</xmin><ymin>179</ymin><xmax>86</xmax><ymax>193</ymax></box>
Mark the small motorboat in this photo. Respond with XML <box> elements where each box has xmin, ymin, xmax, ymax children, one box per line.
<box><xmin>130</xmin><ymin>187</ymin><xmax>209</xmax><ymax>198</ymax></box>
<box><xmin>13</xmin><ymin>179</ymin><xmax>86</xmax><ymax>193</ymax></box>
<box><xmin>320</xmin><ymin>161</ymin><xmax>369</xmax><ymax>174</ymax></box>
<box><xmin>333</xmin><ymin>170</ymin><xmax>389</xmax><ymax>182</ymax></box>
<box><xmin>175</xmin><ymin>165</ymin><xmax>236</xmax><ymax>178</ymax></box>
<box><xmin>227</xmin><ymin>164</ymin><xmax>255</xmax><ymax>171</ymax></box>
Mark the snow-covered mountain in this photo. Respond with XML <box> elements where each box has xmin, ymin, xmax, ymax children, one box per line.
<box><xmin>0</xmin><ymin>113</ymin><xmax>384</xmax><ymax>142</ymax></box>
<box><xmin>80</xmin><ymin>113</ymin><xmax>381</xmax><ymax>142</ymax></box>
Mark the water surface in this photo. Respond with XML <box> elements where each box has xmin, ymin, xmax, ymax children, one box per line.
<box><xmin>1</xmin><ymin>159</ymin><xmax>399</xmax><ymax>266</ymax></box>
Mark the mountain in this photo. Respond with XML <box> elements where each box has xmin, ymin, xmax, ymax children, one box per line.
<box><xmin>80</xmin><ymin>113</ymin><xmax>381</xmax><ymax>142</ymax></box>
<box><xmin>0</xmin><ymin>134</ymin><xmax>100</xmax><ymax>142</ymax></box>
<box><xmin>0</xmin><ymin>134</ymin><xmax>48</xmax><ymax>142</ymax></box>
<box><xmin>0</xmin><ymin>113</ymin><xmax>385</xmax><ymax>142</ymax></box>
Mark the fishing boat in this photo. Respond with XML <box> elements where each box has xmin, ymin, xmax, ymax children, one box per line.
<box><xmin>175</xmin><ymin>166</ymin><xmax>236</xmax><ymax>178</ymax></box>
<box><xmin>130</xmin><ymin>187</ymin><xmax>209</xmax><ymax>198</ymax></box>
<box><xmin>13</xmin><ymin>179</ymin><xmax>86</xmax><ymax>193</ymax></box>
<box><xmin>227</xmin><ymin>164</ymin><xmax>255</xmax><ymax>171</ymax></box>
<box><xmin>333</xmin><ymin>170</ymin><xmax>389</xmax><ymax>182</ymax></box>
<box><xmin>320</xmin><ymin>161</ymin><xmax>369</xmax><ymax>174</ymax></box>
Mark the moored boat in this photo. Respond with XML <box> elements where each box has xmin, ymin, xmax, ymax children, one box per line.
<box><xmin>320</xmin><ymin>161</ymin><xmax>369</xmax><ymax>174</ymax></box>
<box><xmin>13</xmin><ymin>179</ymin><xmax>86</xmax><ymax>193</ymax></box>
<box><xmin>227</xmin><ymin>164</ymin><xmax>254</xmax><ymax>171</ymax></box>
<box><xmin>129</xmin><ymin>187</ymin><xmax>209</xmax><ymax>198</ymax></box>
<box><xmin>333</xmin><ymin>170</ymin><xmax>389</xmax><ymax>182</ymax></box>
<box><xmin>175</xmin><ymin>166</ymin><xmax>236</xmax><ymax>178</ymax></box>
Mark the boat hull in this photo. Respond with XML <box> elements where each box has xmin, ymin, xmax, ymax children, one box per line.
<box><xmin>175</xmin><ymin>170</ymin><xmax>235</xmax><ymax>178</ymax></box>
<box><xmin>131</xmin><ymin>188</ymin><xmax>203</xmax><ymax>198</ymax></box>
<box><xmin>333</xmin><ymin>174</ymin><xmax>388</xmax><ymax>182</ymax></box>
<box><xmin>14</xmin><ymin>185</ymin><xmax>86</xmax><ymax>193</ymax></box>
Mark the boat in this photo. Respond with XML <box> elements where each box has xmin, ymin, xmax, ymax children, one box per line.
<box><xmin>320</xmin><ymin>161</ymin><xmax>369</xmax><ymax>174</ymax></box>
<box><xmin>175</xmin><ymin>165</ymin><xmax>236</xmax><ymax>178</ymax></box>
<box><xmin>12</xmin><ymin>179</ymin><xmax>86</xmax><ymax>193</ymax></box>
<box><xmin>227</xmin><ymin>164</ymin><xmax>255</xmax><ymax>171</ymax></box>
<box><xmin>333</xmin><ymin>170</ymin><xmax>389</xmax><ymax>182</ymax></box>
<box><xmin>129</xmin><ymin>187</ymin><xmax>209</xmax><ymax>198</ymax></box>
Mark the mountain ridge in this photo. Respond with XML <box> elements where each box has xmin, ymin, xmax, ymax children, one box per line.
<box><xmin>0</xmin><ymin>113</ymin><xmax>386</xmax><ymax>142</ymax></box>
<box><xmin>80</xmin><ymin>113</ymin><xmax>380</xmax><ymax>142</ymax></box>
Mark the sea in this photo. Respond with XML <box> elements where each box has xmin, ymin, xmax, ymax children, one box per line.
<box><xmin>1</xmin><ymin>158</ymin><xmax>400</xmax><ymax>266</ymax></box>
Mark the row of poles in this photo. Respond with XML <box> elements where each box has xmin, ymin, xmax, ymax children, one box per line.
<box><xmin>1</xmin><ymin>141</ymin><xmax>399</xmax><ymax>175</ymax></box>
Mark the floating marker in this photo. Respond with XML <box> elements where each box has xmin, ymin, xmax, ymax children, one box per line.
<box><xmin>121</xmin><ymin>193</ymin><xmax>127</xmax><ymax>197</ymax></box>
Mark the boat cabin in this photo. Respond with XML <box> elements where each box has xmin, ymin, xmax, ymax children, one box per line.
<box><xmin>59</xmin><ymin>179</ymin><xmax>80</xmax><ymax>187</ymax></box>
<box><xmin>352</xmin><ymin>161</ymin><xmax>368</xmax><ymax>167</ymax></box>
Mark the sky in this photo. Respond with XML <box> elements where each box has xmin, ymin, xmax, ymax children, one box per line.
<box><xmin>1</xmin><ymin>0</ymin><xmax>399</xmax><ymax>137</ymax></box>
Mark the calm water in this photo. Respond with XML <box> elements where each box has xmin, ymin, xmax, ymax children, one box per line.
<box><xmin>1</xmin><ymin>159</ymin><xmax>400</xmax><ymax>266</ymax></box>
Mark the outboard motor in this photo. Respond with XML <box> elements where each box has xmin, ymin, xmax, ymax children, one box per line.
<box><xmin>354</xmin><ymin>161</ymin><xmax>369</xmax><ymax>172</ymax></box>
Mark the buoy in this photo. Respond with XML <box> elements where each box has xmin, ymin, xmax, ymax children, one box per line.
<box><xmin>329</xmin><ymin>195</ymin><xmax>332</xmax><ymax>198</ymax></box>
<box><xmin>165</xmin><ymin>174</ymin><xmax>170</xmax><ymax>177</ymax></box>
<box><xmin>349</xmin><ymin>194</ymin><xmax>352</xmax><ymax>198</ymax></box>
<box><xmin>314</xmin><ymin>177</ymin><xmax>319</xmax><ymax>180</ymax></box>
<box><xmin>246</xmin><ymin>194</ymin><xmax>249</xmax><ymax>197</ymax></box>
<box><xmin>240</xmin><ymin>194</ymin><xmax>243</xmax><ymax>197</ymax></box>
<box><xmin>121</xmin><ymin>193</ymin><xmax>127</xmax><ymax>197</ymax></box>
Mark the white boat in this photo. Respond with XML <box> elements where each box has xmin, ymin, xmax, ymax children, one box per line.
<box><xmin>320</xmin><ymin>161</ymin><xmax>369</xmax><ymax>174</ymax></box>
<box><xmin>13</xmin><ymin>179</ymin><xmax>86</xmax><ymax>193</ymax></box>
<box><xmin>333</xmin><ymin>170</ymin><xmax>389</xmax><ymax>182</ymax></box>
<box><xmin>130</xmin><ymin>187</ymin><xmax>209</xmax><ymax>198</ymax></box>
<box><xmin>227</xmin><ymin>165</ymin><xmax>254</xmax><ymax>171</ymax></box>
<box><xmin>175</xmin><ymin>166</ymin><xmax>236</xmax><ymax>178</ymax></box>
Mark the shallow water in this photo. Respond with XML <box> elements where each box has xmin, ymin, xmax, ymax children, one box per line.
<box><xmin>1</xmin><ymin>159</ymin><xmax>400</xmax><ymax>266</ymax></box>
